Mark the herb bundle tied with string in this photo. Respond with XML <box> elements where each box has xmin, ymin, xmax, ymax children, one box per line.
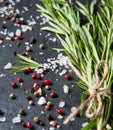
<box><xmin>12</xmin><ymin>0</ymin><xmax>113</xmax><ymax>130</ymax></box>
<box><xmin>37</xmin><ymin>0</ymin><xmax>113</xmax><ymax>129</ymax></box>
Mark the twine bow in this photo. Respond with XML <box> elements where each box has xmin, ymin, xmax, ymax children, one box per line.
<box><xmin>63</xmin><ymin>57</ymin><xmax>110</xmax><ymax>125</ymax></box>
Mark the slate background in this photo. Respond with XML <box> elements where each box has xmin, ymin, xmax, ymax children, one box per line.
<box><xmin>0</xmin><ymin>1</ymin><xmax>99</xmax><ymax>130</ymax></box>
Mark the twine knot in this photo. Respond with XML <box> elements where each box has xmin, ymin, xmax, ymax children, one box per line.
<box><xmin>63</xmin><ymin>58</ymin><xmax>110</xmax><ymax>124</ymax></box>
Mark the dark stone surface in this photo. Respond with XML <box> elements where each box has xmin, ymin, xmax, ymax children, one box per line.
<box><xmin>0</xmin><ymin>1</ymin><xmax>99</xmax><ymax>130</ymax></box>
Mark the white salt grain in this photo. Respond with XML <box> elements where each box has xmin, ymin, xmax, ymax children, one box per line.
<box><xmin>71</xmin><ymin>107</ymin><xmax>77</xmax><ymax>113</ymax></box>
<box><xmin>12</xmin><ymin>116</ymin><xmax>21</xmax><ymax>124</ymax></box>
<box><xmin>82</xmin><ymin>122</ymin><xmax>89</xmax><ymax>127</ymax></box>
<box><xmin>15</xmin><ymin>29</ymin><xmax>21</xmax><ymax>36</ymax></box>
<box><xmin>49</xmin><ymin>127</ymin><xmax>55</xmax><ymax>130</ymax></box>
<box><xmin>38</xmin><ymin>97</ymin><xmax>47</xmax><ymax>105</ymax></box>
<box><xmin>0</xmin><ymin>117</ymin><xmax>6</xmax><ymax>122</ymax></box>
<box><xmin>59</xmin><ymin>101</ymin><xmax>65</xmax><ymax>108</ymax></box>
<box><xmin>4</xmin><ymin>62</ymin><xmax>12</xmax><ymax>70</ymax></box>
<box><xmin>63</xmin><ymin>85</ymin><xmax>69</xmax><ymax>94</ymax></box>
<box><xmin>58</xmin><ymin>115</ymin><xmax>63</xmax><ymax>119</ymax></box>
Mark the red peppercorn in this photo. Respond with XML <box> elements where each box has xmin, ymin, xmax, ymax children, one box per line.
<box><xmin>52</xmin><ymin>121</ymin><xmax>58</xmax><ymax>127</ymax></box>
<box><xmin>57</xmin><ymin>109</ymin><xmax>63</xmax><ymax>115</ymax></box>
<box><xmin>34</xmin><ymin>83</ymin><xmax>40</xmax><ymax>89</ymax></box>
<box><xmin>50</xmin><ymin>92</ymin><xmax>57</xmax><ymax>98</ymax></box>
<box><xmin>0</xmin><ymin>37</ymin><xmax>3</xmax><ymax>40</ymax></box>
<box><xmin>11</xmin><ymin>82</ymin><xmax>17</xmax><ymax>88</ymax></box>
<box><xmin>31</xmin><ymin>73</ymin><xmax>37</xmax><ymax>79</ymax></box>
<box><xmin>16</xmin><ymin>19</ymin><xmax>21</xmax><ymax>24</ymax></box>
<box><xmin>17</xmin><ymin>35</ymin><xmax>23</xmax><ymax>40</ymax></box>
<box><xmin>45</xmin><ymin>104</ymin><xmax>51</xmax><ymax>110</ymax></box>
<box><xmin>37</xmin><ymin>74</ymin><xmax>42</xmax><ymax>80</ymax></box>
<box><xmin>5</xmin><ymin>15</ymin><xmax>10</xmax><ymax>20</ymax></box>
<box><xmin>26</xmin><ymin>67</ymin><xmax>32</xmax><ymax>73</ymax></box>
<box><xmin>26</xmin><ymin>122</ymin><xmax>33</xmax><ymax>129</ymax></box>
<box><xmin>44</xmin><ymin>79</ymin><xmax>51</xmax><ymax>85</ymax></box>
<box><xmin>9</xmin><ymin>36</ymin><xmax>14</xmax><ymax>41</ymax></box>
<box><xmin>65</xmin><ymin>73</ymin><xmax>71</xmax><ymax>80</ymax></box>
<box><xmin>16</xmin><ymin>77</ymin><xmax>23</xmax><ymax>82</ymax></box>
<box><xmin>3</xmin><ymin>1</ymin><xmax>9</xmax><ymax>6</ymax></box>
<box><xmin>29</xmin><ymin>56</ymin><xmax>34</xmax><ymax>60</ymax></box>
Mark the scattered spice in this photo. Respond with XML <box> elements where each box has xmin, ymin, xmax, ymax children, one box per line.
<box><xmin>57</xmin><ymin>109</ymin><xmax>63</xmax><ymax>115</ymax></box>
<box><xmin>39</xmin><ymin>44</ymin><xmax>45</xmax><ymax>49</ymax></box>
<box><xmin>26</xmin><ymin>46</ymin><xmax>32</xmax><ymax>52</ymax></box>
<box><xmin>34</xmin><ymin>117</ymin><xmax>40</xmax><ymax>124</ymax></box>
<box><xmin>19</xmin><ymin>108</ymin><xmax>26</xmax><ymax>116</ymax></box>
<box><xmin>11</xmin><ymin>81</ymin><xmax>17</xmax><ymax>88</ymax></box>
<box><xmin>30</xmin><ymin>36</ymin><xmax>36</xmax><ymax>43</ymax></box>
<box><xmin>44</xmin><ymin>79</ymin><xmax>51</xmax><ymax>85</ymax></box>
<box><xmin>34</xmin><ymin>91</ymin><xmax>39</xmax><ymax>97</ymax></box>
<box><xmin>26</xmin><ymin>122</ymin><xmax>33</xmax><ymax>129</ymax></box>
<box><xmin>50</xmin><ymin>92</ymin><xmax>57</xmax><ymax>98</ymax></box>
<box><xmin>9</xmin><ymin>93</ymin><xmax>16</xmax><ymax>99</ymax></box>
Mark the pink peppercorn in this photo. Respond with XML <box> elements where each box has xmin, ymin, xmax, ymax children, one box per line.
<box><xmin>44</xmin><ymin>79</ymin><xmax>51</xmax><ymax>85</ymax></box>
<box><xmin>50</xmin><ymin>92</ymin><xmax>57</xmax><ymax>98</ymax></box>
<box><xmin>3</xmin><ymin>1</ymin><xmax>9</xmax><ymax>6</ymax></box>
<box><xmin>26</xmin><ymin>122</ymin><xmax>33</xmax><ymax>129</ymax></box>
<box><xmin>17</xmin><ymin>35</ymin><xmax>23</xmax><ymax>40</ymax></box>
<box><xmin>11</xmin><ymin>82</ymin><xmax>17</xmax><ymax>88</ymax></box>
<box><xmin>9</xmin><ymin>36</ymin><xmax>14</xmax><ymax>41</ymax></box>
<box><xmin>65</xmin><ymin>73</ymin><xmax>72</xmax><ymax>80</ymax></box>
<box><xmin>26</xmin><ymin>67</ymin><xmax>32</xmax><ymax>73</ymax></box>
<box><xmin>5</xmin><ymin>15</ymin><xmax>10</xmax><ymax>20</ymax></box>
<box><xmin>31</xmin><ymin>73</ymin><xmax>37</xmax><ymax>79</ymax></box>
<box><xmin>37</xmin><ymin>74</ymin><xmax>42</xmax><ymax>80</ymax></box>
<box><xmin>0</xmin><ymin>37</ymin><xmax>3</xmax><ymax>40</ymax></box>
<box><xmin>34</xmin><ymin>83</ymin><xmax>40</xmax><ymax>89</ymax></box>
<box><xmin>52</xmin><ymin>121</ymin><xmax>58</xmax><ymax>127</ymax></box>
<box><xmin>57</xmin><ymin>109</ymin><xmax>63</xmax><ymax>115</ymax></box>
<box><xmin>16</xmin><ymin>77</ymin><xmax>23</xmax><ymax>82</ymax></box>
<box><xmin>16</xmin><ymin>19</ymin><xmax>21</xmax><ymax>24</ymax></box>
<box><xmin>29</xmin><ymin>56</ymin><xmax>34</xmax><ymax>60</ymax></box>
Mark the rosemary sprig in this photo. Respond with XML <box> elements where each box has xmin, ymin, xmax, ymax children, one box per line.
<box><xmin>11</xmin><ymin>54</ymin><xmax>41</xmax><ymax>73</ymax></box>
<box><xmin>36</xmin><ymin>0</ymin><xmax>113</xmax><ymax>130</ymax></box>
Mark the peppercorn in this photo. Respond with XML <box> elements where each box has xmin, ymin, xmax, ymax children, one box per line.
<box><xmin>29</xmin><ymin>100</ymin><xmax>34</xmax><ymax>105</ymax></box>
<box><xmin>39</xmin><ymin>44</ymin><xmax>45</xmax><ymax>49</ymax></box>
<box><xmin>52</xmin><ymin>121</ymin><xmax>58</xmax><ymax>127</ymax></box>
<box><xmin>19</xmin><ymin>108</ymin><xmax>25</xmax><ymax>116</ymax></box>
<box><xmin>16</xmin><ymin>19</ymin><xmax>21</xmax><ymax>24</ymax></box>
<box><xmin>2</xmin><ymin>24</ymin><xmax>6</xmax><ymax>29</ymax></box>
<box><xmin>11</xmin><ymin>17</ymin><xmax>16</xmax><ymax>22</ymax></box>
<box><xmin>47</xmin><ymin>101</ymin><xmax>52</xmax><ymax>106</ymax></box>
<box><xmin>44</xmin><ymin>79</ymin><xmax>51</xmax><ymax>85</ymax></box>
<box><xmin>16</xmin><ymin>77</ymin><xmax>23</xmax><ymax>82</ymax></box>
<box><xmin>29</xmin><ymin>56</ymin><xmax>34</xmax><ymax>60</ymax></box>
<box><xmin>5</xmin><ymin>15</ymin><xmax>10</xmax><ymax>20</ymax></box>
<box><xmin>57</xmin><ymin>108</ymin><xmax>63</xmax><ymax>115</ymax></box>
<box><xmin>45</xmin><ymin>104</ymin><xmax>51</xmax><ymax>110</ymax></box>
<box><xmin>50</xmin><ymin>92</ymin><xmax>57</xmax><ymax>98</ymax></box>
<box><xmin>45</xmin><ymin>85</ymin><xmax>50</xmax><ymax>90</ymax></box>
<box><xmin>34</xmin><ymin>83</ymin><xmax>40</xmax><ymax>89</ymax></box>
<box><xmin>29</xmin><ymin>88</ymin><xmax>36</xmax><ymax>93</ymax></box>
<box><xmin>17</xmin><ymin>42</ymin><xmax>21</xmax><ymax>46</ymax></box>
<box><xmin>9</xmin><ymin>93</ymin><xmax>16</xmax><ymax>99</ymax></box>
<box><xmin>26</xmin><ymin>67</ymin><xmax>32</xmax><ymax>73</ymax></box>
<box><xmin>3</xmin><ymin>1</ymin><xmax>9</xmax><ymax>6</ymax></box>
<box><xmin>26</xmin><ymin>46</ymin><xmax>32</xmax><ymax>52</ymax></box>
<box><xmin>36</xmin><ymin>74</ymin><xmax>42</xmax><ymax>80</ymax></box>
<box><xmin>17</xmin><ymin>35</ymin><xmax>23</xmax><ymax>40</ymax></box>
<box><xmin>26</xmin><ymin>96</ymin><xmax>32</xmax><ymax>101</ymax></box>
<box><xmin>39</xmin><ymin>121</ymin><xmax>45</xmax><ymax>126</ymax></box>
<box><xmin>9</xmin><ymin>36</ymin><xmax>14</xmax><ymax>41</ymax></box>
<box><xmin>34</xmin><ymin>91</ymin><xmax>39</xmax><ymax>97</ymax></box>
<box><xmin>13</xmin><ymin>51</ymin><xmax>17</xmax><ymax>55</ymax></box>
<box><xmin>31</xmin><ymin>73</ymin><xmax>37</xmax><ymax>79</ymax></box>
<box><xmin>34</xmin><ymin>117</ymin><xmax>40</xmax><ymax>124</ymax></box>
<box><xmin>11</xmin><ymin>13</ymin><xmax>18</xmax><ymax>18</ymax></box>
<box><xmin>21</xmin><ymin>52</ymin><xmax>27</xmax><ymax>56</ymax></box>
<box><xmin>21</xmin><ymin>122</ymin><xmax>26</xmax><ymax>127</ymax></box>
<box><xmin>30</xmin><ymin>36</ymin><xmax>36</xmax><ymax>43</ymax></box>
<box><xmin>47</xmin><ymin>114</ymin><xmax>54</xmax><ymax>121</ymax></box>
<box><xmin>26</xmin><ymin>122</ymin><xmax>33</xmax><ymax>129</ymax></box>
<box><xmin>11</xmin><ymin>82</ymin><xmax>17</xmax><ymax>88</ymax></box>
<box><xmin>65</xmin><ymin>73</ymin><xmax>72</xmax><ymax>80</ymax></box>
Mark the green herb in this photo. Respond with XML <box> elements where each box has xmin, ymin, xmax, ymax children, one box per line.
<box><xmin>36</xmin><ymin>0</ymin><xmax>113</xmax><ymax>130</ymax></box>
<box><xmin>11</xmin><ymin>54</ymin><xmax>41</xmax><ymax>73</ymax></box>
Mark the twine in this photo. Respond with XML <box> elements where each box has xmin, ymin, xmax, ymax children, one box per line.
<box><xmin>63</xmin><ymin>57</ymin><xmax>110</xmax><ymax>125</ymax></box>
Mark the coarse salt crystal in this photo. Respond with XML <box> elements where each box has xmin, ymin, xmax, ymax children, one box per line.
<box><xmin>58</xmin><ymin>115</ymin><xmax>63</xmax><ymax>119</ymax></box>
<box><xmin>71</xmin><ymin>107</ymin><xmax>77</xmax><ymax>113</ymax></box>
<box><xmin>12</xmin><ymin>116</ymin><xmax>21</xmax><ymax>124</ymax></box>
<box><xmin>63</xmin><ymin>85</ymin><xmax>69</xmax><ymax>94</ymax></box>
<box><xmin>37</xmin><ymin>97</ymin><xmax>47</xmax><ymax>105</ymax></box>
<box><xmin>15</xmin><ymin>29</ymin><xmax>21</xmax><ymax>36</ymax></box>
<box><xmin>82</xmin><ymin>122</ymin><xmax>89</xmax><ymax>127</ymax></box>
<box><xmin>8</xmin><ymin>32</ymin><xmax>14</xmax><ymax>37</ymax></box>
<box><xmin>0</xmin><ymin>40</ymin><xmax>3</xmax><ymax>44</ymax></box>
<box><xmin>49</xmin><ymin>127</ymin><xmax>55</xmax><ymax>130</ymax></box>
<box><xmin>0</xmin><ymin>117</ymin><xmax>6</xmax><ymax>122</ymax></box>
<box><xmin>59</xmin><ymin>101</ymin><xmax>65</xmax><ymax>108</ymax></box>
<box><xmin>4</xmin><ymin>62</ymin><xmax>12</xmax><ymax>70</ymax></box>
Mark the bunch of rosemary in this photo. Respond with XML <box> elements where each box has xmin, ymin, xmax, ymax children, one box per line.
<box><xmin>12</xmin><ymin>0</ymin><xmax>113</xmax><ymax>129</ymax></box>
<box><xmin>36</xmin><ymin>0</ymin><xmax>113</xmax><ymax>130</ymax></box>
